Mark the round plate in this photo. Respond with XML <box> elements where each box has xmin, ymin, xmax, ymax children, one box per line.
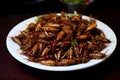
<box><xmin>6</xmin><ymin>14</ymin><xmax>117</xmax><ymax>71</ymax></box>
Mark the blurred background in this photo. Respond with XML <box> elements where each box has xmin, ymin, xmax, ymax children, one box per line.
<box><xmin>0</xmin><ymin>0</ymin><xmax>119</xmax><ymax>16</ymax></box>
<box><xmin>0</xmin><ymin>0</ymin><xmax>120</xmax><ymax>80</ymax></box>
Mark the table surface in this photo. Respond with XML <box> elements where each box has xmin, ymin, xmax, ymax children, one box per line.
<box><xmin>0</xmin><ymin>0</ymin><xmax>120</xmax><ymax>80</ymax></box>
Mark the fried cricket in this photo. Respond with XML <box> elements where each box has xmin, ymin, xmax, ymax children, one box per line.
<box><xmin>12</xmin><ymin>12</ymin><xmax>110</xmax><ymax>66</ymax></box>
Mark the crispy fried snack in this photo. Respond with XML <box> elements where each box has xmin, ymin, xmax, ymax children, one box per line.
<box><xmin>12</xmin><ymin>12</ymin><xmax>110</xmax><ymax>66</ymax></box>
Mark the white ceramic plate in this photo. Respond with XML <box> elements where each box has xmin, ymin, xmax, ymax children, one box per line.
<box><xmin>6</xmin><ymin>14</ymin><xmax>117</xmax><ymax>71</ymax></box>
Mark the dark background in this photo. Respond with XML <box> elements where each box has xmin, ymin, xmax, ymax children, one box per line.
<box><xmin>0</xmin><ymin>0</ymin><xmax>119</xmax><ymax>15</ymax></box>
<box><xmin>0</xmin><ymin>0</ymin><xmax>120</xmax><ymax>80</ymax></box>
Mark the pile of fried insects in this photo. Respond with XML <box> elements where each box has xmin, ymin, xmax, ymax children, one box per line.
<box><xmin>12</xmin><ymin>12</ymin><xmax>110</xmax><ymax>66</ymax></box>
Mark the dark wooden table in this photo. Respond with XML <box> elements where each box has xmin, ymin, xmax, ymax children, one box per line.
<box><xmin>0</xmin><ymin>0</ymin><xmax>120</xmax><ymax>80</ymax></box>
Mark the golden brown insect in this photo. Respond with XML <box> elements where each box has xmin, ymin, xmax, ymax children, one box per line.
<box><xmin>40</xmin><ymin>60</ymin><xmax>55</xmax><ymax>66</ymax></box>
<box><xmin>35</xmin><ymin>22</ymin><xmax>41</xmax><ymax>31</ymax></box>
<box><xmin>66</xmin><ymin>47</ymin><xmax>74</xmax><ymax>59</ymax></box>
<box><xmin>26</xmin><ymin>23</ymin><xmax>36</xmax><ymax>32</ymax></box>
<box><xmin>86</xmin><ymin>20</ymin><xmax>97</xmax><ymax>31</ymax></box>
<box><xmin>45</xmin><ymin>23</ymin><xmax>61</xmax><ymax>28</ymax></box>
<box><xmin>11</xmin><ymin>37</ymin><xmax>22</xmax><ymax>45</ymax></box>
<box><xmin>27</xmin><ymin>44</ymin><xmax>38</xmax><ymax>57</ymax></box>
<box><xmin>41</xmin><ymin>45</ymin><xmax>51</xmax><ymax>57</ymax></box>
<box><xmin>76</xmin><ymin>34</ymin><xmax>88</xmax><ymax>40</ymax></box>
<box><xmin>57</xmin><ymin>41</ymin><xmax>70</xmax><ymax>47</ymax></box>
<box><xmin>54</xmin><ymin>50</ymin><xmax>62</xmax><ymax>61</ymax></box>
<box><xmin>39</xmin><ymin>32</ymin><xmax>46</xmax><ymax>39</ymax></box>
<box><xmin>56</xmin><ymin>31</ymin><xmax>66</xmax><ymax>41</ymax></box>
<box><xmin>56</xmin><ymin>59</ymin><xmax>76</xmax><ymax>66</ymax></box>
<box><xmin>44</xmin><ymin>27</ymin><xmax>58</xmax><ymax>32</ymax></box>
<box><xmin>89</xmin><ymin>52</ymin><xmax>106</xmax><ymax>59</ymax></box>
